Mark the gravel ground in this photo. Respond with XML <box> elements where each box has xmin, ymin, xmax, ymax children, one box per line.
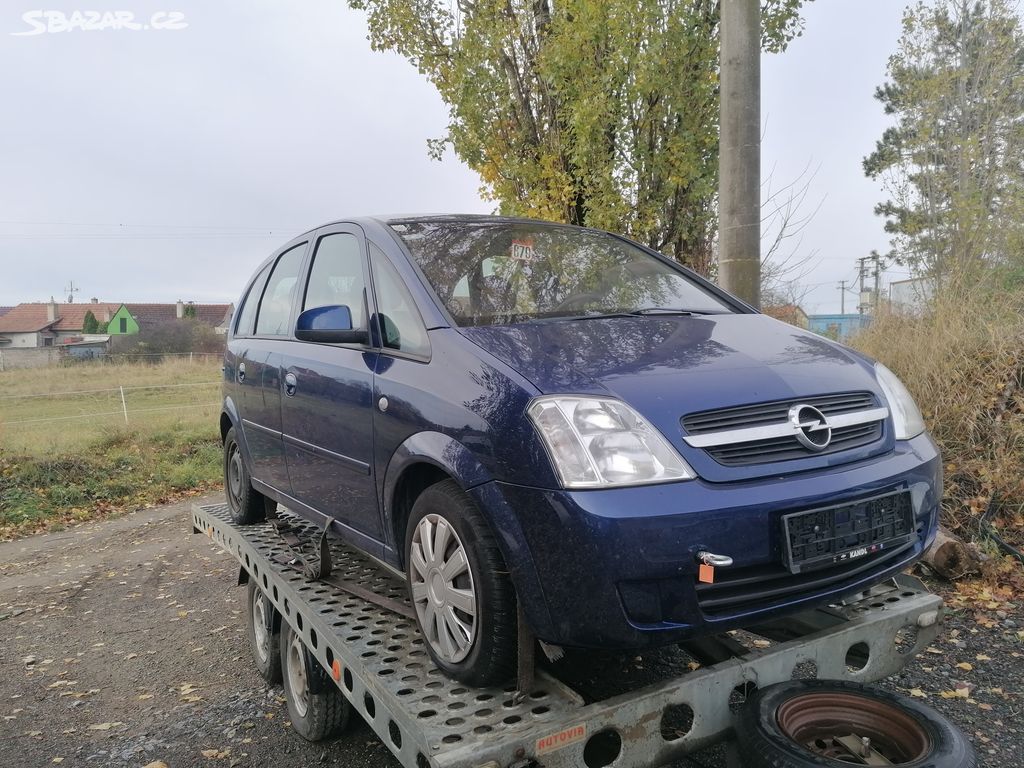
<box><xmin>0</xmin><ymin>497</ymin><xmax>1020</xmax><ymax>767</ymax></box>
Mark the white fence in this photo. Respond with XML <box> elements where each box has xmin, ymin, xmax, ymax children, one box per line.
<box><xmin>0</xmin><ymin>379</ymin><xmax>222</xmax><ymax>453</ymax></box>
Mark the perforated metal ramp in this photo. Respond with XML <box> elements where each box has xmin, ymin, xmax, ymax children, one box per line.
<box><xmin>193</xmin><ymin>503</ymin><xmax>585</xmax><ymax>768</ymax></box>
<box><xmin>193</xmin><ymin>503</ymin><xmax>945</xmax><ymax>768</ymax></box>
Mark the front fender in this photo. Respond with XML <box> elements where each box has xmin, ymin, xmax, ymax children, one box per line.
<box><xmin>382</xmin><ymin>431</ymin><xmax>493</xmax><ymax>518</ymax></box>
<box><xmin>382</xmin><ymin>432</ymin><xmax>555</xmax><ymax>640</ymax></box>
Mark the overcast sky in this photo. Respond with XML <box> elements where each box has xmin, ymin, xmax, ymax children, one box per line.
<box><xmin>0</xmin><ymin>1</ymin><xmax>908</xmax><ymax>313</ymax></box>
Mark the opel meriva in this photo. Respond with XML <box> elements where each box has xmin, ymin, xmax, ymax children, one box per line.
<box><xmin>220</xmin><ymin>215</ymin><xmax>940</xmax><ymax>686</ymax></box>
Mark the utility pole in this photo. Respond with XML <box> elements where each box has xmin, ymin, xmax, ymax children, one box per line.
<box><xmin>837</xmin><ymin>280</ymin><xmax>847</xmax><ymax>314</ymax></box>
<box><xmin>871</xmin><ymin>251</ymin><xmax>884</xmax><ymax>309</ymax></box>
<box><xmin>856</xmin><ymin>257</ymin><xmax>869</xmax><ymax>315</ymax></box>
<box><xmin>718</xmin><ymin>0</ymin><xmax>761</xmax><ymax>308</ymax></box>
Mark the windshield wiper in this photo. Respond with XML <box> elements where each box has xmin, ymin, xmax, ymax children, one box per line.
<box><xmin>563</xmin><ymin>308</ymin><xmax>710</xmax><ymax>321</ymax></box>
<box><xmin>630</xmin><ymin>307</ymin><xmax>705</xmax><ymax>315</ymax></box>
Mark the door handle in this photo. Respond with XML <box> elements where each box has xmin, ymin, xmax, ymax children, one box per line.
<box><xmin>237</xmin><ymin>362</ymin><xmax>246</xmax><ymax>383</ymax></box>
<box><xmin>284</xmin><ymin>372</ymin><xmax>297</xmax><ymax>397</ymax></box>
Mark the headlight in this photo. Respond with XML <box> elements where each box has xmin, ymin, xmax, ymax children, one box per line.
<box><xmin>874</xmin><ymin>362</ymin><xmax>926</xmax><ymax>440</ymax></box>
<box><xmin>527</xmin><ymin>396</ymin><xmax>696</xmax><ymax>488</ymax></box>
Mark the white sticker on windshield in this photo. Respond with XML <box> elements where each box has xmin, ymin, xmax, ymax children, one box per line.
<box><xmin>511</xmin><ymin>238</ymin><xmax>537</xmax><ymax>263</ymax></box>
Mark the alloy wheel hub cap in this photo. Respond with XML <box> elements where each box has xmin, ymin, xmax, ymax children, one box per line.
<box><xmin>409</xmin><ymin>514</ymin><xmax>477</xmax><ymax>664</ymax></box>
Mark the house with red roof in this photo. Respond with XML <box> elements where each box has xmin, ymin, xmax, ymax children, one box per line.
<box><xmin>126</xmin><ymin>301</ymin><xmax>233</xmax><ymax>334</ymax></box>
<box><xmin>0</xmin><ymin>299</ymin><xmax>234</xmax><ymax>348</ymax></box>
<box><xmin>0</xmin><ymin>299</ymin><xmax>123</xmax><ymax>348</ymax></box>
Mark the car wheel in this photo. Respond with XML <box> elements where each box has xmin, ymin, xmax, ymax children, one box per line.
<box><xmin>224</xmin><ymin>426</ymin><xmax>268</xmax><ymax>524</ymax></box>
<box><xmin>735</xmin><ymin>679</ymin><xmax>977</xmax><ymax>768</ymax></box>
<box><xmin>246</xmin><ymin>581</ymin><xmax>282</xmax><ymax>684</ymax></box>
<box><xmin>405</xmin><ymin>479</ymin><xmax>516</xmax><ymax>687</ymax></box>
<box><xmin>280</xmin><ymin>623</ymin><xmax>350</xmax><ymax>742</ymax></box>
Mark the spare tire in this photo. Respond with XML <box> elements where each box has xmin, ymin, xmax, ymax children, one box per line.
<box><xmin>735</xmin><ymin>679</ymin><xmax>976</xmax><ymax>768</ymax></box>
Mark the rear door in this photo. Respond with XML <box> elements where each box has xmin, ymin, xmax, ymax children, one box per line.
<box><xmin>235</xmin><ymin>241</ymin><xmax>308</xmax><ymax>492</ymax></box>
<box><xmin>280</xmin><ymin>226</ymin><xmax>383</xmax><ymax>551</ymax></box>
<box><xmin>226</xmin><ymin>261</ymin><xmax>270</xmax><ymax>450</ymax></box>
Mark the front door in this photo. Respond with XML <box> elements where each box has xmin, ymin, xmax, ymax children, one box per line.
<box><xmin>280</xmin><ymin>227</ymin><xmax>382</xmax><ymax>551</ymax></box>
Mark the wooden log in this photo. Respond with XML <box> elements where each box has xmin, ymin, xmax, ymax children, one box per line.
<box><xmin>921</xmin><ymin>526</ymin><xmax>981</xmax><ymax>580</ymax></box>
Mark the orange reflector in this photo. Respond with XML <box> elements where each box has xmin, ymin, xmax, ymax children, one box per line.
<box><xmin>698</xmin><ymin>563</ymin><xmax>715</xmax><ymax>584</ymax></box>
<box><xmin>332</xmin><ymin>660</ymin><xmax>341</xmax><ymax>681</ymax></box>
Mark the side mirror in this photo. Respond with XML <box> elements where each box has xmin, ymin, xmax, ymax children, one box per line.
<box><xmin>295</xmin><ymin>305</ymin><xmax>369</xmax><ymax>344</ymax></box>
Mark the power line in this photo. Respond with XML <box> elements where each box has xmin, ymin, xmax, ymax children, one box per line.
<box><xmin>0</xmin><ymin>233</ymin><xmax>290</xmax><ymax>241</ymax></box>
<box><xmin>0</xmin><ymin>219</ymin><xmax>303</xmax><ymax>230</ymax></box>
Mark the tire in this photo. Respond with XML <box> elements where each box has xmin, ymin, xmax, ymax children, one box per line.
<box><xmin>223</xmin><ymin>426</ymin><xmax>268</xmax><ymax>524</ymax></box>
<box><xmin>246</xmin><ymin>581</ymin><xmax>282</xmax><ymax>684</ymax></box>
<box><xmin>735</xmin><ymin>679</ymin><xmax>977</xmax><ymax>768</ymax></box>
<box><xmin>280</xmin><ymin>623</ymin><xmax>350</xmax><ymax>742</ymax></box>
<box><xmin>405</xmin><ymin>479</ymin><xmax>516</xmax><ymax>687</ymax></box>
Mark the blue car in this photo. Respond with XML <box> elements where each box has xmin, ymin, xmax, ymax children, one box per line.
<box><xmin>220</xmin><ymin>215</ymin><xmax>940</xmax><ymax>686</ymax></box>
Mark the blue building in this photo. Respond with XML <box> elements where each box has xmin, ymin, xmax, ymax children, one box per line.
<box><xmin>807</xmin><ymin>314</ymin><xmax>872</xmax><ymax>343</ymax></box>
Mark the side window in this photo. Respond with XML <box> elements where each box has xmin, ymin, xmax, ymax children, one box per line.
<box><xmin>255</xmin><ymin>243</ymin><xmax>306</xmax><ymax>336</ymax></box>
<box><xmin>369</xmin><ymin>244</ymin><xmax>430</xmax><ymax>358</ymax></box>
<box><xmin>235</xmin><ymin>263</ymin><xmax>272</xmax><ymax>336</ymax></box>
<box><xmin>303</xmin><ymin>233</ymin><xmax>366</xmax><ymax>329</ymax></box>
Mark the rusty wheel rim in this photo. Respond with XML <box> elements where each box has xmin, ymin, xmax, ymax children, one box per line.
<box><xmin>776</xmin><ymin>691</ymin><xmax>931</xmax><ymax>764</ymax></box>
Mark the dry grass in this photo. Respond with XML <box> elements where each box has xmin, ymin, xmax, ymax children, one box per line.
<box><xmin>0</xmin><ymin>359</ymin><xmax>222</xmax><ymax>455</ymax></box>
<box><xmin>852</xmin><ymin>287</ymin><xmax>1024</xmax><ymax>542</ymax></box>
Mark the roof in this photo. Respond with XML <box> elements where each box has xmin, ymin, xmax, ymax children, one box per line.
<box><xmin>126</xmin><ymin>303</ymin><xmax>233</xmax><ymax>330</ymax></box>
<box><xmin>0</xmin><ymin>302</ymin><xmax>122</xmax><ymax>333</ymax></box>
<box><xmin>763</xmin><ymin>303</ymin><xmax>808</xmax><ymax>322</ymax></box>
<box><xmin>287</xmin><ymin>214</ymin><xmax>604</xmax><ymax>242</ymax></box>
<box><xmin>0</xmin><ymin>306</ymin><xmax>12</xmax><ymax>318</ymax></box>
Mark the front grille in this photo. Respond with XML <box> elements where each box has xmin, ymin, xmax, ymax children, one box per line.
<box><xmin>682</xmin><ymin>392</ymin><xmax>883</xmax><ymax>467</ymax></box>
<box><xmin>694</xmin><ymin>540</ymin><xmax>916</xmax><ymax>616</ymax></box>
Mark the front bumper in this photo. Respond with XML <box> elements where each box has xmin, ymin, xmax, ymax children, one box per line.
<box><xmin>472</xmin><ymin>433</ymin><xmax>941</xmax><ymax>649</ymax></box>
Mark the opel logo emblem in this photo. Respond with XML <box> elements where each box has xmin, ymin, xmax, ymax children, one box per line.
<box><xmin>788</xmin><ymin>404</ymin><xmax>832</xmax><ymax>451</ymax></box>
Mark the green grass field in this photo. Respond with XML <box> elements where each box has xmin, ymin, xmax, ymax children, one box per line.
<box><xmin>0</xmin><ymin>359</ymin><xmax>222</xmax><ymax>454</ymax></box>
<box><xmin>0</xmin><ymin>360</ymin><xmax>224</xmax><ymax>538</ymax></box>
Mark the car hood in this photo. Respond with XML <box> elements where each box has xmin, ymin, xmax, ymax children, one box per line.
<box><xmin>460</xmin><ymin>314</ymin><xmax>889</xmax><ymax>481</ymax></box>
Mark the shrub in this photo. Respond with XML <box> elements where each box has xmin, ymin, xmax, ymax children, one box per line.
<box><xmin>852</xmin><ymin>284</ymin><xmax>1024</xmax><ymax>542</ymax></box>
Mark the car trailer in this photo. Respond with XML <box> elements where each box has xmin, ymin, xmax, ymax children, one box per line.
<box><xmin>192</xmin><ymin>502</ymin><xmax>959</xmax><ymax>768</ymax></box>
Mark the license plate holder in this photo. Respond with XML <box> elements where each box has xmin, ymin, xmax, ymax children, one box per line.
<box><xmin>781</xmin><ymin>490</ymin><xmax>915</xmax><ymax>574</ymax></box>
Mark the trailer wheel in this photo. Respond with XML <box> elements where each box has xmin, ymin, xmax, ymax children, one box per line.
<box><xmin>224</xmin><ymin>427</ymin><xmax>267</xmax><ymax>524</ymax></box>
<box><xmin>405</xmin><ymin>479</ymin><xmax>516</xmax><ymax>687</ymax></box>
<box><xmin>736</xmin><ymin>679</ymin><xmax>976</xmax><ymax>768</ymax></box>
<box><xmin>280</xmin><ymin>624</ymin><xmax>350</xmax><ymax>742</ymax></box>
<box><xmin>246</xmin><ymin>581</ymin><xmax>281</xmax><ymax>684</ymax></box>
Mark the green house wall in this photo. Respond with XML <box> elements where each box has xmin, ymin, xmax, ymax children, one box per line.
<box><xmin>106</xmin><ymin>305</ymin><xmax>139</xmax><ymax>335</ymax></box>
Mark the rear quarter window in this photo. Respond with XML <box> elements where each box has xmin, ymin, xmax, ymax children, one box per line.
<box><xmin>235</xmin><ymin>263</ymin><xmax>271</xmax><ymax>337</ymax></box>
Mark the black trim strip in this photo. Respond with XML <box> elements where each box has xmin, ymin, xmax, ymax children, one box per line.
<box><xmin>282</xmin><ymin>433</ymin><xmax>371</xmax><ymax>475</ymax></box>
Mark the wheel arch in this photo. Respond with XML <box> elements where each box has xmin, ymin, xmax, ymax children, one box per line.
<box><xmin>383</xmin><ymin>431</ymin><xmax>493</xmax><ymax>567</ymax></box>
<box><xmin>220</xmin><ymin>396</ymin><xmax>251</xmax><ymax>465</ymax></box>
<box><xmin>382</xmin><ymin>432</ymin><xmax>555</xmax><ymax>640</ymax></box>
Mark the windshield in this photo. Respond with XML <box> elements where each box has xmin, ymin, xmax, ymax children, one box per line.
<box><xmin>390</xmin><ymin>220</ymin><xmax>731</xmax><ymax>326</ymax></box>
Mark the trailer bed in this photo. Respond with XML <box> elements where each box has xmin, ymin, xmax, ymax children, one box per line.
<box><xmin>192</xmin><ymin>502</ymin><xmax>944</xmax><ymax>768</ymax></box>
